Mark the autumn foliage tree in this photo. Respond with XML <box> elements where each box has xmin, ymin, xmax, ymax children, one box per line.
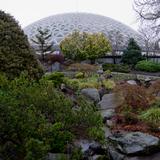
<box><xmin>60</xmin><ymin>31</ymin><xmax>111</xmax><ymax>63</ymax></box>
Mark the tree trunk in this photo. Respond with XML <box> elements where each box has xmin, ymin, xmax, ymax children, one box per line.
<box><xmin>112</xmin><ymin>50</ymin><xmax>116</xmax><ymax>64</ymax></box>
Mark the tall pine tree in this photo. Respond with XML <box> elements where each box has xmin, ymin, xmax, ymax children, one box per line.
<box><xmin>121</xmin><ymin>38</ymin><xmax>144</xmax><ymax>66</ymax></box>
<box><xmin>31</xmin><ymin>27</ymin><xmax>53</xmax><ymax>62</ymax></box>
<box><xmin>0</xmin><ymin>10</ymin><xmax>44</xmax><ymax>79</ymax></box>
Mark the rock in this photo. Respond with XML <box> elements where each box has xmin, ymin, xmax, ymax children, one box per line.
<box><xmin>51</xmin><ymin>62</ymin><xmax>61</xmax><ymax>71</ymax></box>
<box><xmin>81</xmin><ymin>88</ymin><xmax>100</xmax><ymax>102</ymax></box>
<box><xmin>157</xmin><ymin>92</ymin><xmax>160</xmax><ymax>97</ymax></box>
<box><xmin>97</xmin><ymin>69</ymin><xmax>104</xmax><ymax>74</ymax></box>
<box><xmin>74</xmin><ymin>139</ymin><xmax>91</xmax><ymax>153</ymax></box>
<box><xmin>89</xmin><ymin>142</ymin><xmax>105</xmax><ymax>155</ymax></box>
<box><xmin>91</xmin><ymin>154</ymin><xmax>110</xmax><ymax>160</ymax></box>
<box><xmin>46</xmin><ymin>153</ymin><xmax>68</xmax><ymax>160</ymax></box>
<box><xmin>109</xmin><ymin>132</ymin><xmax>160</xmax><ymax>156</ymax></box>
<box><xmin>108</xmin><ymin>146</ymin><xmax>126</xmax><ymax>160</ymax></box>
<box><xmin>74</xmin><ymin>139</ymin><xmax>105</xmax><ymax>157</ymax></box>
<box><xmin>144</xmin><ymin>77</ymin><xmax>151</xmax><ymax>82</ymax></box>
<box><xmin>98</xmin><ymin>93</ymin><xmax>123</xmax><ymax>110</ymax></box>
<box><xmin>106</xmin><ymin>120</ymin><xmax>115</xmax><ymax>127</ymax></box>
<box><xmin>127</xmin><ymin>80</ymin><xmax>137</xmax><ymax>85</ymax></box>
<box><xmin>125</xmin><ymin>152</ymin><xmax>160</xmax><ymax>160</ymax></box>
<box><xmin>103</xmin><ymin>126</ymin><xmax>112</xmax><ymax>138</ymax></box>
<box><xmin>100</xmin><ymin>109</ymin><xmax>115</xmax><ymax>122</ymax></box>
<box><xmin>81</xmin><ymin>60</ymin><xmax>91</xmax><ymax>64</ymax></box>
<box><xmin>91</xmin><ymin>155</ymin><xmax>102</xmax><ymax>160</ymax></box>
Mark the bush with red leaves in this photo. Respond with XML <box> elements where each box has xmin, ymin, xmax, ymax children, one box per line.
<box><xmin>115</xmin><ymin>84</ymin><xmax>154</xmax><ymax>112</ymax></box>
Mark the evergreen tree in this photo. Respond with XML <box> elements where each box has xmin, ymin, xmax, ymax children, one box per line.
<box><xmin>31</xmin><ymin>27</ymin><xmax>53</xmax><ymax>62</ymax></box>
<box><xmin>0</xmin><ymin>10</ymin><xmax>43</xmax><ymax>79</ymax></box>
<box><xmin>121</xmin><ymin>38</ymin><xmax>144</xmax><ymax>66</ymax></box>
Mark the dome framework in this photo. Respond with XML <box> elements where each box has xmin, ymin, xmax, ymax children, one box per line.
<box><xmin>24</xmin><ymin>13</ymin><xmax>144</xmax><ymax>49</ymax></box>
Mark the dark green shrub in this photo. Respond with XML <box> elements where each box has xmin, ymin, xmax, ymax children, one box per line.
<box><xmin>0</xmin><ymin>75</ymin><xmax>104</xmax><ymax>159</ymax></box>
<box><xmin>102</xmin><ymin>63</ymin><xmax>130</xmax><ymax>73</ymax></box>
<box><xmin>48</xmin><ymin>123</ymin><xmax>73</xmax><ymax>153</ymax></box>
<box><xmin>135</xmin><ymin>60</ymin><xmax>160</xmax><ymax>72</ymax></box>
<box><xmin>44</xmin><ymin>72</ymin><xmax>64</xmax><ymax>87</ymax></box>
<box><xmin>0</xmin><ymin>10</ymin><xmax>43</xmax><ymax>79</ymax></box>
<box><xmin>73</xmin><ymin>96</ymin><xmax>104</xmax><ymax>143</ymax></box>
<box><xmin>25</xmin><ymin>138</ymin><xmax>49</xmax><ymax>160</ymax></box>
<box><xmin>70</xmin><ymin>148</ymin><xmax>83</xmax><ymax>160</ymax></box>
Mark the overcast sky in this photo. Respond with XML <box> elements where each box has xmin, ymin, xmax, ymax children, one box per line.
<box><xmin>0</xmin><ymin>0</ymin><xmax>139</xmax><ymax>30</ymax></box>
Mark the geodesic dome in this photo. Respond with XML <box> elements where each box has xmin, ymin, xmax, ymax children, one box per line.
<box><xmin>24</xmin><ymin>12</ymin><xmax>144</xmax><ymax>49</ymax></box>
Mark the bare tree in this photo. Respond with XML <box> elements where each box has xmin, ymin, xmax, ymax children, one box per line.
<box><xmin>108</xmin><ymin>30</ymin><xmax>124</xmax><ymax>64</ymax></box>
<box><xmin>134</xmin><ymin>0</ymin><xmax>160</xmax><ymax>32</ymax></box>
<box><xmin>138</xmin><ymin>24</ymin><xmax>157</xmax><ymax>57</ymax></box>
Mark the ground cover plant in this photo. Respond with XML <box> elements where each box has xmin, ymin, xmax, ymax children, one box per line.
<box><xmin>63</xmin><ymin>73</ymin><xmax>115</xmax><ymax>91</ymax></box>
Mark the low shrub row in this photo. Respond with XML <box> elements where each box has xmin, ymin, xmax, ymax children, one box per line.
<box><xmin>102</xmin><ymin>63</ymin><xmax>130</xmax><ymax>73</ymax></box>
<box><xmin>135</xmin><ymin>60</ymin><xmax>160</xmax><ymax>72</ymax></box>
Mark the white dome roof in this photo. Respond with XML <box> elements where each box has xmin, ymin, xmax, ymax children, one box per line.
<box><xmin>24</xmin><ymin>12</ymin><xmax>144</xmax><ymax>48</ymax></box>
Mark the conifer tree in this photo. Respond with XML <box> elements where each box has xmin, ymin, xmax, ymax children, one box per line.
<box><xmin>31</xmin><ymin>27</ymin><xmax>53</xmax><ymax>62</ymax></box>
<box><xmin>0</xmin><ymin>10</ymin><xmax>43</xmax><ymax>79</ymax></box>
<box><xmin>121</xmin><ymin>38</ymin><xmax>144</xmax><ymax>66</ymax></box>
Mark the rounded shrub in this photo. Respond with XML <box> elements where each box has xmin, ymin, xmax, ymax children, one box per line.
<box><xmin>135</xmin><ymin>60</ymin><xmax>160</xmax><ymax>72</ymax></box>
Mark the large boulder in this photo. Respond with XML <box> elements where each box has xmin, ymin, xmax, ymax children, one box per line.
<box><xmin>81</xmin><ymin>88</ymin><xmax>100</xmax><ymax>102</ymax></box>
<box><xmin>108</xmin><ymin>146</ymin><xmax>126</xmax><ymax>160</ymax></box>
<box><xmin>51</xmin><ymin>62</ymin><xmax>61</xmax><ymax>71</ymax></box>
<box><xmin>103</xmin><ymin>126</ymin><xmax>112</xmax><ymax>138</ymax></box>
<box><xmin>98</xmin><ymin>93</ymin><xmax>123</xmax><ymax>110</ymax></box>
<box><xmin>100</xmin><ymin>109</ymin><xmax>115</xmax><ymax>123</ymax></box>
<box><xmin>91</xmin><ymin>155</ymin><xmax>110</xmax><ymax>160</ymax></box>
<box><xmin>127</xmin><ymin>80</ymin><xmax>137</xmax><ymax>85</ymax></box>
<box><xmin>74</xmin><ymin>139</ymin><xmax>105</xmax><ymax>157</ymax></box>
<box><xmin>125</xmin><ymin>152</ymin><xmax>160</xmax><ymax>160</ymax></box>
<box><xmin>109</xmin><ymin>132</ymin><xmax>160</xmax><ymax>156</ymax></box>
